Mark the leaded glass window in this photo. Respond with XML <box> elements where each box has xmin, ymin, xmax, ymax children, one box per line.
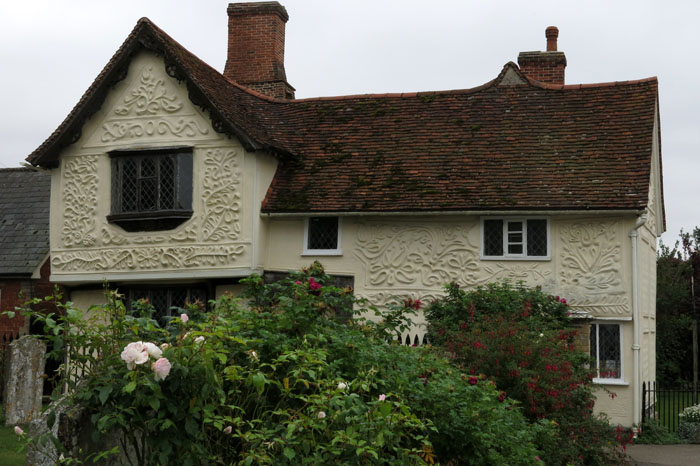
<box><xmin>124</xmin><ymin>285</ymin><xmax>208</xmax><ymax>324</ymax></box>
<box><xmin>305</xmin><ymin>217</ymin><xmax>341</xmax><ymax>254</ymax></box>
<box><xmin>108</xmin><ymin>148</ymin><xmax>193</xmax><ymax>232</ymax></box>
<box><xmin>482</xmin><ymin>218</ymin><xmax>549</xmax><ymax>258</ymax></box>
<box><xmin>590</xmin><ymin>323</ymin><xmax>622</xmax><ymax>379</ymax></box>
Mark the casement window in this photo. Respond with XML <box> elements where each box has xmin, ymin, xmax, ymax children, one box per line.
<box><xmin>123</xmin><ymin>285</ymin><xmax>208</xmax><ymax>323</ymax></box>
<box><xmin>303</xmin><ymin>217</ymin><xmax>342</xmax><ymax>255</ymax></box>
<box><xmin>590</xmin><ymin>323</ymin><xmax>624</xmax><ymax>382</ymax></box>
<box><xmin>481</xmin><ymin>218</ymin><xmax>549</xmax><ymax>259</ymax></box>
<box><xmin>108</xmin><ymin>148</ymin><xmax>193</xmax><ymax>232</ymax></box>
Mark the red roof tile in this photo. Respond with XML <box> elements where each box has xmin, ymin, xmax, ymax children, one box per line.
<box><xmin>26</xmin><ymin>19</ymin><xmax>661</xmax><ymax>216</ymax></box>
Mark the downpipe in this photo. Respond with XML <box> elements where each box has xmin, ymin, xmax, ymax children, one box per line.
<box><xmin>630</xmin><ymin>213</ymin><xmax>647</xmax><ymax>426</ymax></box>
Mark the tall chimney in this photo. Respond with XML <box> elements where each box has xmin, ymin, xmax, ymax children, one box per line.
<box><xmin>224</xmin><ymin>2</ymin><xmax>295</xmax><ymax>99</ymax></box>
<box><xmin>517</xmin><ymin>26</ymin><xmax>567</xmax><ymax>85</ymax></box>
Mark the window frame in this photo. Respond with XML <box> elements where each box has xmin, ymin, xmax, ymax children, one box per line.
<box><xmin>107</xmin><ymin>147</ymin><xmax>193</xmax><ymax>232</ymax></box>
<box><xmin>123</xmin><ymin>284</ymin><xmax>209</xmax><ymax>324</ymax></box>
<box><xmin>590</xmin><ymin>322</ymin><xmax>627</xmax><ymax>385</ymax></box>
<box><xmin>480</xmin><ymin>217</ymin><xmax>551</xmax><ymax>260</ymax></box>
<box><xmin>302</xmin><ymin>216</ymin><xmax>342</xmax><ymax>256</ymax></box>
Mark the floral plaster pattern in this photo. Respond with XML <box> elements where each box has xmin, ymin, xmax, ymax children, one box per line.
<box><xmin>559</xmin><ymin>221</ymin><xmax>630</xmax><ymax>314</ymax></box>
<box><xmin>200</xmin><ymin>149</ymin><xmax>241</xmax><ymax>241</ymax></box>
<box><xmin>354</xmin><ymin>222</ymin><xmax>553</xmax><ymax>292</ymax></box>
<box><xmin>61</xmin><ymin>156</ymin><xmax>99</xmax><ymax>247</ymax></box>
<box><xmin>91</xmin><ymin>66</ymin><xmax>210</xmax><ymax>145</ymax></box>
<box><xmin>51</xmin><ymin>245</ymin><xmax>246</xmax><ymax>272</ymax></box>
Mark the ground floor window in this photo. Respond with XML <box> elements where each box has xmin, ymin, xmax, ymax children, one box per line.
<box><xmin>590</xmin><ymin>322</ymin><xmax>623</xmax><ymax>380</ymax></box>
<box><xmin>122</xmin><ymin>285</ymin><xmax>208</xmax><ymax>323</ymax></box>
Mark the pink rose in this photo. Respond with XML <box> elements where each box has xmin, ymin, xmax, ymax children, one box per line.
<box><xmin>121</xmin><ymin>342</ymin><xmax>149</xmax><ymax>370</ymax></box>
<box><xmin>180</xmin><ymin>313</ymin><xmax>189</xmax><ymax>323</ymax></box>
<box><xmin>378</xmin><ymin>394</ymin><xmax>386</xmax><ymax>401</ymax></box>
<box><xmin>14</xmin><ymin>426</ymin><xmax>24</xmax><ymax>435</ymax></box>
<box><xmin>560</xmin><ymin>298</ymin><xmax>567</xmax><ymax>304</ymax></box>
<box><xmin>468</xmin><ymin>376</ymin><xmax>478</xmax><ymax>385</ymax></box>
<box><xmin>143</xmin><ymin>342</ymin><xmax>162</xmax><ymax>359</ymax></box>
<box><xmin>151</xmin><ymin>357</ymin><xmax>172</xmax><ymax>381</ymax></box>
<box><xmin>317</xmin><ymin>411</ymin><xmax>326</xmax><ymax>419</ymax></box>
<box><xmin>160</xmin><ymin>343</ymin><xmax>170</xmax><ymax>351</ymax></box>
<box><xmin>223</xmin><ymin>425</ymin><xmax>233</xmax><ymax>435</ymax></box>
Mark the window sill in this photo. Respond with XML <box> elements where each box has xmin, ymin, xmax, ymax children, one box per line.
<box><xmin>592</xmin><ymin>378</ymin><xmax>629</xmax><ymax>386</ymax></box>
<box><xmin>107</xmin><ymin>210</ymin><xmax>193</xmax><ymax>232</ymax></box>
<box><xmin>480</xmin><ymin>255</ymin><xmax>551</xmax><ymax>261</ymax></box>
<box><xmin>302</xmin><ymin>249</ymin><xmax>343</xmax><ymax>257</ymax></box>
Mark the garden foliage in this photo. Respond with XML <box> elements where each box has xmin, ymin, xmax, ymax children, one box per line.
<box><xmin>425</xmin><ymin>282</ymin><xmax>634</xmax><ymax>466</ymax></box>
<box><xmin>16</xmin><ymin>263</ymin><xmax>545</xmax><ymax>465</ymax></box>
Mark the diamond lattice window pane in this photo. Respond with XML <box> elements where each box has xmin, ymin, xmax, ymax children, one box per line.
<box><xmin>139</xmin><ymin>178</ymin><xmax>158</xmax><ymax>211</ymax></box>
<box><xmin>159</xmin><ymin>157</ymin><xmax>175</xmax><ymax>210</ymax></box>
<box><xmin>483</xmin><ymin>220</ymin><xmax>503</xmax><ymax>256</ymax></box>
<box><xmin>171</xmin><ymin>288</ymin><xmax>188</xmax><ymax>312</ymax></box>
<box><xmin>527</xmin><ymin>220</ymin><xmax>548</xmax><ymax>256</ymax></box>
<box><xmin>150</xmin><ymin>289</ymin><xmax>169</xmax><ymax>320</ymax></box>
<box><xmin>598</xmin><ymin>324</ymin><xmax>621</xmax><ymax>378</ymax></box>
<box><xmin>308</xmin><ymin>217</ymin><xmax>338</xmax><ymax>250</ymax></box>
<box><xmin>121</xmin><ymin>159</ymin><xmax>139</xmax><ymax>212</ymax></box>
<box><xmin>141</xmin><ymin>158</ymin><xmax>156</xmax><ymax>178</ymax></box>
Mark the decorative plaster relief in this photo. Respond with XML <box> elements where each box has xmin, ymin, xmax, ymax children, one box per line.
<box><xmin>51</xmin><ymin>244</ymin><xmax>247</xmax><ymax>272</ymax></box>
<box><xmin>92</xmin><ymin>66</ymin><xmax>210</xmax><ymax>145</ymax></box>
<box><xmin>355</xmin><ymin>224</ymin><xmax>481</xmax><ymax>288</ymax></box>
<box><xmin>61</xmin><ymin>156</ymin><xmax>99</xmax><ymax>247</ymax></box>
<box><xmin>100</xmin><ymin>224</ymin><xmax>198</xmax><ymax>246</ymax></box>
<box><xmin>200</xmin><ymin>149</ymin><xmax>241</xmax><ymax>241</ymax></box>
<box><xmin>355</xmin><ymin>223</ymin><xmax>553</xmax><ymax>291</ymax></box>
<box><xmin>559</xmin><ymin>221</ymin><xmax>630</xmax><ymax>314</ymax></box>
<box><xmin>114</xmin><ymin>67</ymin><xmax>183</xmax><ymax>116</ymax></box>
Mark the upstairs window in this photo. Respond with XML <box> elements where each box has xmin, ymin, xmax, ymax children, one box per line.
<box><xmin>303</xmin><ymin>217</ymin><xmax>342</xmax><ymax>255</ymax></box>
<box><xmin>108</xmin><ymin>148</ymin><xmax>193</xmax><ymax>232</ymax></box>
<box><xmin>590</xmin><ymin>323</ymin><xmax>623</xmax><ymax>382</ymax></box>
<box><xmin>481</xmin><ymin>218</ymin><xmax>549</xmax><ymax>259</ymax></box>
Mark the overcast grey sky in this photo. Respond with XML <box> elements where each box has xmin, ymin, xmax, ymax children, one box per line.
<box><xmin>0</xmin><ymin>0</ymin><xmax>696</xmax><ymax>244</ymax></box>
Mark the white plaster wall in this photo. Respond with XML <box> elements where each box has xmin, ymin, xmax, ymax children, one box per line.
<box><xmin>49</xmin><ymin>51</ymin><xmax>277</xmax><ymax>283</ymax></box>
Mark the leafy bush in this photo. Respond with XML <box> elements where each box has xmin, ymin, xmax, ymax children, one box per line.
<box><xmin>634</xmin><ymin>419</ymin><xmax>680</xmax><ymax>444</ymax></box>
<box><xmin>679</xmin><ymin>404</ymin><xmax>700</xmax><ymax>443</ymax></box>
<box><xmin>425</xmin><ymin>282</ymin><xmax>634</xmax><ymax>466</ymax></box>
<box><xmin>15</xmin><ymin>264</ymin><xmax>546</xmax><ymax>465</ymax></box>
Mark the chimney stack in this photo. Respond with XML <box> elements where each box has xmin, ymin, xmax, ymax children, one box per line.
<box><xmin>518</xmin><ymin>26</ymin><xmax>567</xmax><ymax>85</ymax></box>
<box><xmin>224</xmin><ymin>2</ymin><xmax>295</xmax><ymax>99</ymax></box>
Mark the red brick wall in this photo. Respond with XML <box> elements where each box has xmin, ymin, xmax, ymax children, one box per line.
<box><xmin>0</xmin><ymin>259</ymin><xmax>63</xmax><ymax>350</ymax></box>
<box><xmin>517</xmin><ymin>52</ymin><xmax>567</xmax><ymax>85</ymax></box>
<box><xmin>223</xmin><ymin>2</ymin><xmax>294</xmax><ymax>99</ymax></box>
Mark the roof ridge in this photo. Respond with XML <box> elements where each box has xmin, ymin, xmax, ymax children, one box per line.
<box><xmin>525</xmin><ymin>74</ymin><xmax>658</xmax><ymax>90</ymax></box>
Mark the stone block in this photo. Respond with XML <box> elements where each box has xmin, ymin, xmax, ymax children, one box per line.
<box><xmin>2</xmin><ymin>335</ymin><xmax>45</xmax><ymax>426</ymax></box>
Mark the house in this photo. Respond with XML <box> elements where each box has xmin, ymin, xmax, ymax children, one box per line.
<box><xmin>23</xmin><ymin>2</ymin><xmax>663</xmax><ymax>427</ymax></box>
<box><xmin>0</xmin><ymin>168</ymin><xmax>53</xmax><ymax>350</ymax></box>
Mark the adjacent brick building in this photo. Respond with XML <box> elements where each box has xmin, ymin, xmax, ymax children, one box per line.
<box><xmin>0</xmin><ymin>168</ymin><xmax>53</xmax><ymax>349</ymax></box>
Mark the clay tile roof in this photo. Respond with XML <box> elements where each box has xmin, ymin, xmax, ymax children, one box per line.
<box><xmin>25</xmin><ymin>18</ymin><xmax>661</xmax><ymax>216</ymax></box>
<box><xmin>0</xmin><ymin>168</ymin><xmax>50</xmax><ymax>276</ymax></box>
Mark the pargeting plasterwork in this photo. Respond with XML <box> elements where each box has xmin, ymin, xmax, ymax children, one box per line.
<box><xmin>87</xmin><ymin>65</ymin><xmax>211</xmax><ymax>146</ymax></box>
<box><xmin>61</xmin><ymin>156</ymin><xmax>99</xmax><ymax>247</ymax></box>
<box><xmin>200</xmin><ymin>149</ymin><xmax>241</xmax><ymax>242</ymax></box>
<box><xmin>354</xmin><ymin>222</ymin><xmax>553</xmax><ymax>292</ymax></box>
<box><xmin>51</xmin><ymin>244</ymin><xmax>246</xmax><ymax>272</ymax></box>
<box><xmin>559</xmin><ymin>220</ymin><xmax>629</xmax><ymax>314</ymax></box>
<box><xmin>100</xmin><ymin>224</ymin><xmax>198</xmax><ymax>246</ymax></box>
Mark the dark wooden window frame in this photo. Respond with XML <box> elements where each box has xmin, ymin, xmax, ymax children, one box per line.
<box><xmin>108</xmin><ymin>147</ymin><xmax>193</xmax><ymax>232</ymax></box>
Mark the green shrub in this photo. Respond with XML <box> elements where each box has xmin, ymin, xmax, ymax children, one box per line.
<box><xmin>13</xmin><ymin>264</ymin><xmax>546</xmax><ymax>465</ymax></box>
<box><xmin>634</xmin><ymin>419</ymin><xmax>680</xmax><ymax>444</ymax></box>
<box><xmin>678</xmin><ymin>404</ymin><xmax>700</xmax><ymax>443</ymax></box>
<box><xmin>425</xmin><ymin>282</ymin><xmax>634</xmax><ymax>466</ymax></box>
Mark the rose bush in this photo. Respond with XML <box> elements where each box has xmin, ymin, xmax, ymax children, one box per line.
<box><xmin>13</xmin><ymin>264</ymin><xmax>546</xmax><ymax>465</ymax></box>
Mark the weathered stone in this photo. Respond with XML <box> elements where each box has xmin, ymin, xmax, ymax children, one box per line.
<box><xmin>27</xmin><ymin>397</ymin><xmax>139</xmax><ymax>466</ymax></box>
<box><xmin>2</xmin><ymin>335</ymin><xmax>45</xmax><ymax>426</ymax></box>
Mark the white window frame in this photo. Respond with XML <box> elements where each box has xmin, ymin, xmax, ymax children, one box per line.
<box><xmin>590</xmin><ymin>322</ymin><xmax>627</xmax><ymax>385</ymax></box>
<box><xmin>302</xmin><ymin>217</ymin><xmax>342</xmax><ymax>256</ymax></box>
<box><xmin>480</xmin><ymin>217</ymin><xmax>551</xmax><ymax>261</ymax></box>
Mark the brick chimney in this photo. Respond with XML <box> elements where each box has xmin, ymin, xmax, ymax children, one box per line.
<box><xmin>517</xmin><ymin>26</ymin><xmax>567</xmax><ymax>85</ymax></box>
<box><xmin>224</xmin><ymin>2</ymin><xmax>295</xmax><ymax>99</ymax></box>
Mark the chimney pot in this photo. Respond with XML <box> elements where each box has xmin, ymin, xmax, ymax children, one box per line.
<box><xmin>545</xmin><ymin>26</ymin><xmax>559</xmax><ymax>51</ymax></box>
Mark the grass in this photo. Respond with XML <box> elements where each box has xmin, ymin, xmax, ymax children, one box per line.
<box><xmin>0</xmin><ymin>408</ymin><xmax>26</xmax><ymax>466</ymax></box>
<box><xmin>654</xmin><ymin>391</ymin><xmax>699</xmax><ymax>433</ymax></box>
